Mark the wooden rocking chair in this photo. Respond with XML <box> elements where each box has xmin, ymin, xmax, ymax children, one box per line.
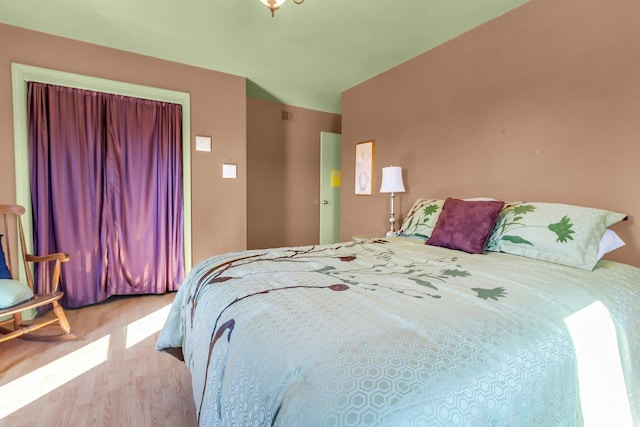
<box><xmin>0</xmin><ymin>204</ymin><xmax>74</xmax><ymax>342</ymax></box>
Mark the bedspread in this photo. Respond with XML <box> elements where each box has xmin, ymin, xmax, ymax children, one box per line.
<box><xmin>157</xmin><ymin>237</ymin><xmax>640</xmax><ymax>426</ymax></box>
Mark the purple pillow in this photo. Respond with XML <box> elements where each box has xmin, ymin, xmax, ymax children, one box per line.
<box><xmin>426</xmin><ymin>198</ymin><xmax>505</xmax><ymax>254</ymax></box>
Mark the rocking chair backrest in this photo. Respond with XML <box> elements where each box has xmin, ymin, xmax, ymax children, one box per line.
<box><xmin>0</xmin><ymin>204</ymin><xmax>34</xmax><ymax>291</ymax></box>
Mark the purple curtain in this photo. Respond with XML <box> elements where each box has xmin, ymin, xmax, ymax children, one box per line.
<box><xmin>28</xmin><ymin>83</ymin><xmax>184</xmax><ymax>308</ymax></box>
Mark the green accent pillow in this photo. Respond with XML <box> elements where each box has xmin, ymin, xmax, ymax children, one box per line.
<box><xmin>485</xmin><ymin>202</ymin><xmax>627</xmax><ymax>270</ymax></box>
<box><xmin>0</xmin><ymin>279</ymin><xmax>34</xmax><ymax>309</ymax></box>
<box><xmin>398</xmin><ymin>199</ymin><xmax>445</xmax><ymax>239</ymax></box>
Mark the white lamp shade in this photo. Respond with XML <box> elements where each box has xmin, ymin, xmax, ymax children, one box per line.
<box><xmin>261</xmin><ymin>0</ymin><xmax>287</xmax><ymax>7</ymax></box>
<box><xmin>380</xmin><ymin>166</ymin><xmax>405</xmax><ymax>193</ymax></box>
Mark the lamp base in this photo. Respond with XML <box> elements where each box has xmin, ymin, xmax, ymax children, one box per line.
<box><xmin>386</xmin><ymin>230</ymin><xmax>397</xmax><ymax>237</ymax></box>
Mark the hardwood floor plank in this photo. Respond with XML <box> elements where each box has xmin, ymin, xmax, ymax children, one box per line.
<box><xmin>0</xmin><ymin>293</ymin><xmax>197</xmax><ymax>427</ymax></box>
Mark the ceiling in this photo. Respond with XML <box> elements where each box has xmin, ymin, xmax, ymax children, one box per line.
<box><xmin>0</xmin><ymin>0</ymin><xmax>528</xmax><ymax>113</ymax></box>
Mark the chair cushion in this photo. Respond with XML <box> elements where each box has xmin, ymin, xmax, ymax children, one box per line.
<box><xmin>0</xmin><ymin>234</ymin><xmax>11</xmax><ymax>279</ymax></box>
<box><xmin>0</xmin><ymin>279</ymin><xmax>34</xmax><ymax>309</ymax></box>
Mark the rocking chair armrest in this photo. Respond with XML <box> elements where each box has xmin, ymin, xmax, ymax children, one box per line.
<box><xmin>25</xmin><ymin>252</ymin><xmax>70</xmax><ymax>264</ymax></box>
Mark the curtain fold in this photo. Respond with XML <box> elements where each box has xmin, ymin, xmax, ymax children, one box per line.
<box><xmin>28</xmin><ymin>82</ymin><xmax>184</xmax><ymax>308</ymax></box>
<box><xmin>104</xmin><ymin>95</ymin><xmax>184</xmax><ymax>296</ymax></box>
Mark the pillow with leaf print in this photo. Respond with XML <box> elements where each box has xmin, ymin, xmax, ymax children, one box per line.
<box><xmin>397</xmin><ymin>198</ymin><xmax>445</xmax><ymax>240</ymax></box>
<box><xmin>484</xmin><ymin>202</ymin><xmax>627</xmax><ymax>270</ymax></box>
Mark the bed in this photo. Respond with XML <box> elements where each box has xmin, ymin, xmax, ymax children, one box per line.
<box><xmin>157</xmin><ymin>199</ymin><xmax>640</xmax><ymax>426</ymax></box>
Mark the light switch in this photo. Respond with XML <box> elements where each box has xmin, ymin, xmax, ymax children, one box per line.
<box><xmin>195</xmin><ymin>136</ymin><xmax>211</xmax><ymax>152</ymax></box>
<box><xmin>223</xmin><ymin>163</ymin><xmax>237</xmax><ymax>179</ymax></box>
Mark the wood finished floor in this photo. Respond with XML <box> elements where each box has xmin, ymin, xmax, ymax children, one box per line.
<box><xmin>0</xmin><ymin>293</ymin><xmax>197</xmax><ymax>427</ymax></box>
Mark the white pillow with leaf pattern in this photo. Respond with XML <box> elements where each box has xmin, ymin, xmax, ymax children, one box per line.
<box><xmin>485</xmin><ymin>202</ymin><xmax>626</xmax><ymax>270</ymax></box>
<box><xmin>398</xmin><ymin>199</ymin><xmax>445</xmax><ymax>239</ymax></box>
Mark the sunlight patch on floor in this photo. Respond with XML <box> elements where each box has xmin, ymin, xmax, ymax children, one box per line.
<box><xmin>565</xmin><ymin>301</ymin><xmax>632</xmax><ymax>427</ymax></box>
<box><xmin>0</xmin><ymin>334</ymin><xmax>110</xmax><ymax>419</ymax></box>
<box><xmin>125</xmin><ymin>303</ymin><xmax>172</xmax><ymax>349</ymax></box>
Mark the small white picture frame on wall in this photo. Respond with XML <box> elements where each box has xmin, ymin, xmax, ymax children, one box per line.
<box><xmin>354</xmin><ymin>140</ymin><xmax>374</xmax><ymax>195</ymax></box>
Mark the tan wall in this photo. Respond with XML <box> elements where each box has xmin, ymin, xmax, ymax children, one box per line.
<box><xmin>0</xmin><ymin>23</ymin><xmax>247</xmax><ymax>266</ymax></box>
<box><xmin>247</xmin><ymin>98</ymin><xmax>341</xmax><ymax>249</ymax></box>
<box><xmin>341</xmin><ymin>0</ymin><xmax>640</xmax><ymax>266</ymax></box>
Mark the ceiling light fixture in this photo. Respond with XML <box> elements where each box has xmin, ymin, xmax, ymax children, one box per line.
<box><xmin>260</xmin><ymin>0</ymin><xmax>304</xmax><ymax>17</ymax></box>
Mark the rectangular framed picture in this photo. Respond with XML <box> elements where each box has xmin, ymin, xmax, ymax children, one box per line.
<box><xmin>354</xmin><ymin>140</ymin><xmax>374</xmax><ymax>195</ymax></box>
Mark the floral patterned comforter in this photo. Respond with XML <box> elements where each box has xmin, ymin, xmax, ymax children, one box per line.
<box><xmin>157</xmin><ymin>237</ymin><xmax>640</xmax><ymax>426</ymax></box>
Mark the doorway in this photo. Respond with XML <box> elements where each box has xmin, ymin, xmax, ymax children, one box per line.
<box><xmin>319</xmin><ymin>132</ymin><xmax>341</xmax><ymax>244</ymax></box>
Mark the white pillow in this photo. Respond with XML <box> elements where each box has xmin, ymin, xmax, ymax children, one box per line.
<box><xmin>597</xmin><ymin>229</ymin><xmax>625</xmax><ymax>260</ymax></box>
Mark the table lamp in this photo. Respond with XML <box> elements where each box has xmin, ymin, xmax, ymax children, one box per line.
<box><xmin>379</xmin><ymin>166</ymin><xmax>406</xmax><ymax>237</ymax></box>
